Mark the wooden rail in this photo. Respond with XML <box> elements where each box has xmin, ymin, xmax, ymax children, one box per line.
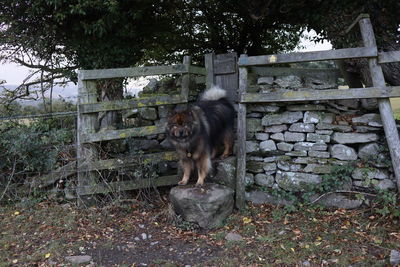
<box><xmin>241</xmin><ymin>86</ymin><xmax>400</xmax><ymax>103</ymax></box>
<box><xmin>238</xmin><ymin>47</ymin><xmax>376</xmax><ymax>66</ymax></box>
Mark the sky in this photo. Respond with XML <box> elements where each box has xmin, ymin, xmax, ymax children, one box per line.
<box><xmin>0</xmin><ymin>31</ymin><xmax>332</xmax><ymax>86</ymax></box>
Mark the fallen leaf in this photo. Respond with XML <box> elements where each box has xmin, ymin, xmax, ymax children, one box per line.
<box><xmin>243</xmin><ymin>217</ymin><xmax>252</xmax><ymax>224</ymax></box>
<box><xmin>44</xmin><ymin>253</ymin><xmax>51</xmax><ymax>259</ymax></box>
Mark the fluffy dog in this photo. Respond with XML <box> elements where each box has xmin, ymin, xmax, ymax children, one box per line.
<box><xmin>166</xmin><ymin>86</ymin><xmax>235</xmax><ymax>186</ymax></box>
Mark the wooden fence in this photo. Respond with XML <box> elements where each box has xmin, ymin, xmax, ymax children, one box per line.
<box><xmin>235</xmin><ymin>14</ymin><xmax>400</xmax><ymax>209</ymax></box>
<box><xmin>76</xmin><ymin>56</ymin><xmax>206</xmax><ymax>200</ymax></box>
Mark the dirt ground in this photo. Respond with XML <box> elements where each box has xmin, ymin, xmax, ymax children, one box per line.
<box><xmin>1</xmin><ymin>191</ymin><xmax>400</xmax><ymax>266</ymax></box>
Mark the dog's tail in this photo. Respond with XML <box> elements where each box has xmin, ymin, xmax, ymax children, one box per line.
<box><xmin>201</xmin><ymin>85</ymin><xmax>227</xmax><ymax>101</ymax></box>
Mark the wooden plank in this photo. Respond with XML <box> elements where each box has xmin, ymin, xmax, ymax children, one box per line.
<box><xmin>80</xmin><ymin>64</ymin><xmax>188</xmax><ymax>80</ymax></box>
<box><xmin>32</xmin><ymin>162</ymin><xmax>76</xmax><ymax>188</ymax></box>
<box><xmin>215</xmin><ymin>53</ymin><xmax>239</xmax><ymax>102</ymax></box>
<box><xmin>378</xmin><ymin>51</ymin><xmax>400</xmax><ymax>64</ymax></box>
<box><xmin>188</xmin><ymin>65</ymin><xmax>206</xmax><ymax>75</ymax></box>
<box><xmin>76</xmin><ymin>75</ymin><xmax>100</xmax><ymax>204</ymax></box>
<box><xmin>214</xmin><ymin>54</ymin><xmax>237</xmax><ymax>74</ymax></box>
<box><xmin>236</xmin><ymin>55</ymin><xmax>248</xmax><ymax>210</ymax></box>
<box><xmin>82</xmin><ymin>125</ymin><xmax>166</xmax><ymax>143</ymax></box>
<box><xmin>241</xmin><ymin>86</ymin><xmax>400</xmax><ymax>103</ymax></box>
<box><xmin>345</xmin><ymin>13</ymin><xmax>370</xmax><ymax>34</ymax></box>
<box><xmin>238</xmin><ymin>47</ymin><xmax>377</xmax><ymax>66</ymax></box>
<box><xmin>181</xmin><ymin>56</ymin><xmax>191</xmax><ymax>100</ymax></box>
<box><xmin>205</xmin><ymin>53</ymin><xmax>215</xmax><ymax>89</ymax></box>
<box><xmin>359</xmin><ymin>17</ymin><xmax>400</xmax><ymax>191</ymax></box>
<box><xmin>79</xmin><ymin>94</ymin><xmax>185</xmax><ymax>114</ymax></box>
<box><xmin>76</xmin><ymin>175</ymin><xmax>180</xmax><ymax>195</ymax></box>
<box><xmin>80</xmin><ymin>151</ymin><xmax>179</xmax><ymax>172</ymax></box>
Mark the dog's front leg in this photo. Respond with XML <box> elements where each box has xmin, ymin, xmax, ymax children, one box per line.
<box><xmin>195</xmin><ymin>155</ymin><xmax>211</xmax><ymax>187</ymax></box>
<box><xmin>178</xmin><ymin>159</ymin><xmax>192</xmax><ymax>185</ymax></box>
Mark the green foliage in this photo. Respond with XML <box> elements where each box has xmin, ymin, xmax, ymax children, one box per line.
<box><xmin>0</xmin><ymin>118</ymin><xmax>74</xmax><ymax>181</ymax></box>
<box><xmin>373</xmin><ymin>190</ymin><xmax>400</xmax><ymax>218</ymax></box>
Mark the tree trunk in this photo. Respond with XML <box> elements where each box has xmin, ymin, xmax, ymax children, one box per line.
<box><xmin>97</xmin><ymin>79</ymin><xmax>124</xmax><ymax>131</ymax></box>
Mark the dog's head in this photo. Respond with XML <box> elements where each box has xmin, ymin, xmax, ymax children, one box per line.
<box><xmin>166</xmin><ymin>108</ymin><xmax>198</xmax><ymax>143</ymax></box>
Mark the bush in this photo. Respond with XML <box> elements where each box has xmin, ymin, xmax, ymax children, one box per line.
<box><xmin>0</xmin><ymin>118</ymin><xmax>75</xmax><ymax>185</ymax></box>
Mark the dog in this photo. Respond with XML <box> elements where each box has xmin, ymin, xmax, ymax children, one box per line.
<box><xmin>166</xmin><ymin>86</ymin><xmax>235</xmax><ymax>186</ymax></box>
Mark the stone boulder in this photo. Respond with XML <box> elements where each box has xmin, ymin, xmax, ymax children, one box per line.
<box><xmin>170</xmin><ymin>183</ymin><xmax>234</xmax><ymax>229</ymax></box>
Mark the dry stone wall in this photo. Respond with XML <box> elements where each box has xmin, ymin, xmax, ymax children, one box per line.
<box><xmin>244</xmin><ymin>72</ymin><xmax>397</xmax><ymax>208</ymax></box>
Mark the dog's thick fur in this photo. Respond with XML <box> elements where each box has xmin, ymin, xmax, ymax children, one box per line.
<box><xmin>166</xmin><ymin>86</ymin><xmax>235</xmax><ymax>186</ymax></box>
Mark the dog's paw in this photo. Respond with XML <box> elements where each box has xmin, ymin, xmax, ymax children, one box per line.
<box><xmin>178</xmin><ymin>180</ymin><xmax>188</xmax><ymax>186</ymax></box>
<box><xmin>195</xmin><ymin>182</ymin><xmax>204</xmax><ymax>187</ymax></box>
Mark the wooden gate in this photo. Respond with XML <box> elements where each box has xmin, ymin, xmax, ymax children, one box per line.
<box><xmin>76</xmin><ymin>56</ymin><xmax>206</xmax><ymax>201</ymax></box>
<box><xmin>236</xmin><ymin>15</ymin><xmax>400</xmax><ymax>209</ymax></box>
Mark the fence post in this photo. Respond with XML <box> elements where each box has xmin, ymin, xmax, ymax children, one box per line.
<box><xmin>236</xmin><ymin>54</ymin><xmax>248</xmax><ymax>210</ymax></box>
<box><xmin>205</xmin><ymin>53</ymin><xmax>215</xmax><ymax>89</ymax></box>
<box><xmin>77</xmin><ymin>71</ymin><xmax>99</xmax><ymax>205</ymax></box>
<box><xmin>181</xmin><ymin>56</ymin><xmax>191</xmax><ymax>101</ymax></box>
<box><xmin>359</xmin><ymin>17</ymin><xmax>400</xmax><ymax>191</ymax></box>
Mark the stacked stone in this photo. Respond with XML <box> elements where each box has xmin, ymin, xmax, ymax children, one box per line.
<box><xmin>245</xmin><ymin>73</ymin><xmax>396</xmax><ymax>207</ymax></box>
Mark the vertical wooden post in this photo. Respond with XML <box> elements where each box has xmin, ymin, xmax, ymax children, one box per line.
<box><xmin>77</xmin><ymin>71</ymin><xmax>99</xmax><ymax>205</ymax></box>
<box><xmin>236</xmin><ymin>54</ymin><xmax>248</xmax><ymax>210</ymax></box>
<box><xmin>181</xmin><ymin>56</ymin><xmax>191</xmax><ymax>101</ymax></box>
<box><xmin>205</xmin><ymin>53</ymin><xmax>215</xmax><ymax>89</ymax></box>
<box><xmin>359</xmin><ymin>17</ymin><xmax>400</xmax><ymax>191</ymax></box>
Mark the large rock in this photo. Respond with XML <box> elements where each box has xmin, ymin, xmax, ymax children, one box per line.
<box><xmin>247</xmin><ymin>118</ymin><xmax>262</xmax><ymax>132</ymax></box>
<box><xmin>255</xmin><ymin>173</ymin><xmax>275</xmax><ymax>187</ymax></box>
<box><xmin>275</xmin><ymin>171</ymin><xmax>321</xmax><ymax>192</ymax></box>
<box><xmin>358</xmin><ymin>143</ymin><xmax>380</xmax><ymax>160</ymax></box>
<box><xmin>260</xmin><ymin>140</ymin><xmax>277</xmax><ymax>151</ymax></box>
<box><xmin>139</xmin><ymin>107</ymin><xmax>158</xmax><ymax>120</ymax></box>
<box><xmin>262</xmin><ymin>112</ymin><xmax>303</xmax><ymax>126</ymax></box>
<box><xmin>170</xmin><ymin>183</ymin><xmax>234</xmax><ymax>229</ymax></box>
<box><xmin>284</xmin><ymin>132</ymin><xmax>306</xmax><ymax>142</ymax></box>
<box><xmin>264</xmin><ymin>124</ymin><xmax>288</xmax><ymax>133</ymax></box>
<box><xmin>245</xmin><ymin>190</ymin><xmax>294</xmax><ymax>206</ymax></box>
<box><xmin>274</xmin><ymin>75</ymin><xmax>302</xmax><ymax>88</ymax></box>
<box><xmin>352</xmin><ymin>168</ymin><xmax>389</xmax><ymax>180</ymax></box>
<box><xmin>330</xmin><ymin>144</ymin><xmax>357</xmax><ymax>160</ymax></box>
<box><xmin>352</xmin><ymin>113</ymin><xmax>382</xmax><ymax>127</ymax></box>
<box><xmin>311</xmin><ymin>193</ymin><xmax>363</xmax><ymax>209</ymax></box>
<box><xmin>211</xmin><ymin>156</ymin><xmax>236</xmax><ymax>189</ymax></box>
<box><xmin>303</xmin><ymin>111</ymin><xmax>334</xmax><ymax>124</ymax></box>
<box><xmin>289</xmin><ymin>123</ymin><xmax>315</xmax><ymax>133</ymax></box>
<box><xmin>331</xmin><ymin>133</ymin><xmax>379</xmax><ymax>144</ymax></box>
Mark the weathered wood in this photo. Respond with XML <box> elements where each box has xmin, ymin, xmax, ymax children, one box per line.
<box><xmin>77</xmin><ymin>175</ymin><xmax>181</xmax><ymax>195</ymax></box>
<box><xmin>214</xmin><ymin>54</ymin><xmax>237</xmax><ymax>74</ymax></box>
<box><xmin>236</xmin><ymin>54</ymin><xmax>248</xmax><ymax>210</ymax></box>
<box><xmin>79</xmin><ymin>94</ymin><xmax>185</xmax><ymax>114</ymax></box>
<box><xmin>378</xmin><ymin>51</ymin><xmax>400</xmax><ymax>64</ymax></box>
<box><xmin>82</xmin><ymin>125</ymin><xmax>165</xmax><ymax>143</ymax></box>
<box><xmin>214</xmin><ymin>53</ymin><xmax>239</xmax><ymax>102</ymax></box>
<box><xmin>241</xmin><ymin>86</ymin><xmax>400</xmax><ymax>103</ymax></box>
<box><xmin>205</xmin><ymin>53</ymin><xmax>215</xmax><ymax>89</ymax></box>
<box><xmin>250</xmin><ymin>67</ymin><xmax>341</xmax><ymax>81</ymax></box>
<box><xmin>80</xmin><ymin>151</ymin><xmax>179</xmax><ymax>172</ymax></box>
<box><xmin>238</xmin><ymin>47</ymin><xmax>377</xmax><ymax>66</ymax></box>
<box><xmin>181</xmin><ymin>56</ymin><xmax>191</xmax><ymax>100</ymax></box>
<box><xmin>359</xmin><ymin>17</ymin><xmax>400</xmax><ymax>191</ymax></box>
<box><xmin>76</xmin><ymin>75</ymin><xmax>100</xmax><ymax>204</ymax></box>
<box><xmin>80</xmin><ymin>64</ymin><xmax>188</xmax><ymax>80</ymax></box>
<box><xmin>344</xmin><ymin>13</ymin><xmax>370</xmax><ymax>34</ymax></box>
<box><xmin>188</xmin><ymin>65</ymin><xmax>206</xmax><ymax>75</ymax></box>
<box><xmin>32</xmin><ymin>162</ymin><xmax>76</xmax><ymax>188</ymax></box>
